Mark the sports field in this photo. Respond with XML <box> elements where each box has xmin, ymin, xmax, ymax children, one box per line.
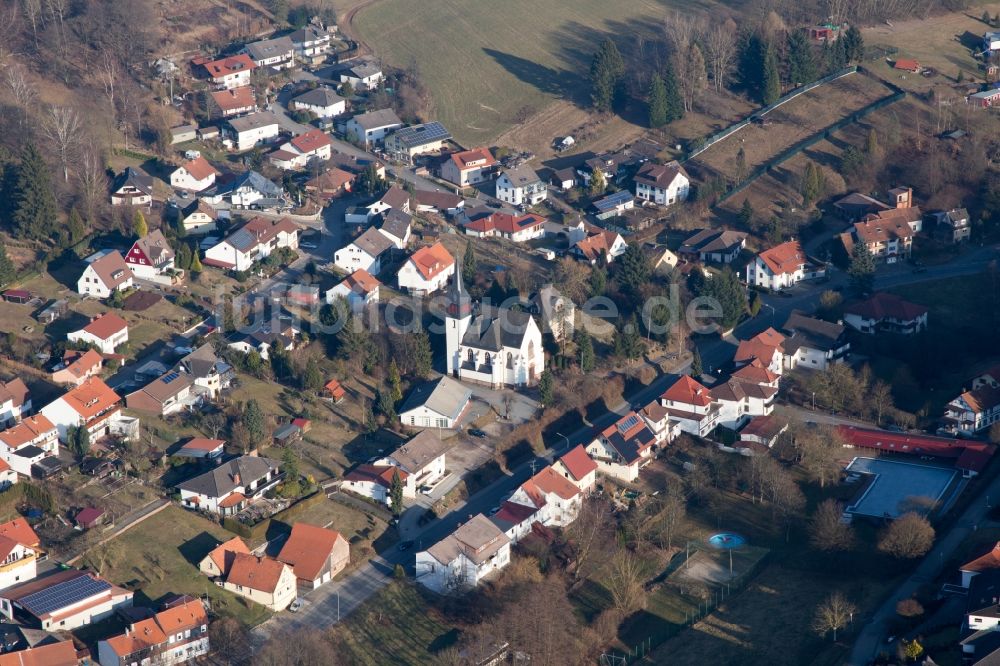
<box><xmin>352</xmin><ymin>0</ymin><xmax>712</xmax><ymax>146</ymax></box>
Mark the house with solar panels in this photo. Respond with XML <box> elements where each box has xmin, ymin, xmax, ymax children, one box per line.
<box><xmin>202</xmin><ymin>216</ymin><xmax>300</xmax><ymax>272</ymax></box>
<box><xmin>384</xmin><ymin>122</ymin><xmax>451</xmax><ymax>163</ymax></box>
<box><xmin>0</xmin><ymin>569</ymin><xmax>133</xmax><ymax>631</ymax></box>
<box><xmin>125</xmin><ymin>370</ymin><xmax>198</xmax><ymax>416</ymax></box>
<box><xmin>585</xmin><ymin>411</ymin><xmax>658</xmax><ymax>482</ymax></box>
<box><xmin>591</xmin><ymin>190</ymin><xmax>635</xmax><ymax>220</ymax></box>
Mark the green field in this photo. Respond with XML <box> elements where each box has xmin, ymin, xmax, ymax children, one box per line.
<box><xmin>353</xmin><ymin>0</ymin><xmax>690</xmax><ymax>146</ymax></box>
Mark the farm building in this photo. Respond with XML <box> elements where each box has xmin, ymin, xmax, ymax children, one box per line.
<box><xmin>969</xmin><ymin>87</ymin><xmax>1000</xmax><ymax>108</ymax></box>
<box><xmin>893</xmin><ymin>58</ymin><xmax>921</xmax><ymax>73</ymax></box>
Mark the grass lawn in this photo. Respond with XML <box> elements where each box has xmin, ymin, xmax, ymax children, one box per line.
<box><xmin>94</xmin><ymin>505</ymin><xmax>272</xmax><ymax>627</ymax></box>
<box><xmin>328</xmin><ymin>581</ymin><xmax>456</xmax><ymax>665</ymax></box>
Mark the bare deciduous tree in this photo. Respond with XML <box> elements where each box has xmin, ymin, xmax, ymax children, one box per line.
<box><xmin>40</xmin><ymin>106</ymin><xmax>81</xmax><ymax>182</ymax></box>
<box><xmin>654</xmin><ymin>484</ymin><xmax>687</xmax><ymax>550</ymax></box>
<box><xmin>878</xmin><ymin>512</ymin><xmax>935</xmax><ymax>559</ymax></box>
<box><xmin>869</xmin><ymin>380</ymin><xmax>894</xmax><ymax>426</ymax></box>
<box><xmin>813</xmin><ymin>591</ymin><xmax>856</xmax><ymax>641</ymax></box>
<box><xmin>567</xmin><ymin>497</ymin><xmax>614</xmax><ymax>583</ymax></box>
<box><xmin>703</xmin><ymin>21</ymin><xmax>737</xmax><ymax>93</ymax></box>
<box><xmin>796</xmin><ymin>424</ymin><xmax>843</xmax><ymax>488</ymax></box>
<box><xmin>809</xmin><ymin>499</ymin><xmax>855</xmax><ymax>551</ymax></box>
<box><xmin>606</xmin><ymin>549</ymin><xmax>647</xmax><ymax>615</ymax></box>
<box><xmin>4</xmin><ymin>64</ymin><xmax>35</xmax><ymax>108</ymax></box>
<box><xmin>78</xmin><ymin>149</ymin><xmax>108</xmax><ymax>223</ymax></box>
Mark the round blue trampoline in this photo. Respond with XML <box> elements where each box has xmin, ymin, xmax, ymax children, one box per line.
<box><xmin>707</xmin><ymin>532</ymin><xmax>746</xmax><ymax>550</ymax></box>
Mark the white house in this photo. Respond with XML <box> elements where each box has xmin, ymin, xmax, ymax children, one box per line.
<box><xmin>342</xmin><ymin>108</ymin><xmax>402</xmax><ymax>146</ymax></box>
<box><xmin>338</xmin><ymin>57</ymin><xmax>384</xmax><ymax>89</ymax></box>
<box><xmin>39</xmin><ymin>376</ymin><xmax>128</xmax><ymax>442</ymax></box>
<box><xmin>67</xmin><ymin>313</ymin><xmax>129</xmax><ymax>354</ymax></box>
<box><xmin>0</xmin><ymin>416</ymin><xmax>59</xmax><ymax>477</ymax></box>
<box><xmin>111</xmin><ymin>168</ymin><xmax>154</xmax><ymax>207</ymax></box>
<box><xmin>709</xmin><ymin>375</ymin><xmax>777</xmax><ymax>431</ymax></box>
<box><xmin>177</xmin><ymin>456</ymin><xmax>282</xmax><ymax>515</ymax></box>
<box><xmin>398</xmin><ymin>375</ymin><xmax>471</xmax><ymax>430</ymax></box>
<box><xmin>290</xmin><ymin>25</ymin><xmax>332</xmax><ymax>63</ymax></box>
<box><xmin>333</xmin><ymin>227</ymin><xmax>395</xmax><ymax>276</ymax></box>
<box><xmin>571</xmin><ymin>228</ymin><xmax>628</xmax><ymax>264</ymax></box>
<box><xmin>0</xmin><ymin>569</ymin><xmax>133</xmax><ymax>632</ymax></box>
<box><xmin>276</xmin><ymin>523</ymin><xmax>350</xmax><ymax>591</ymax></box>
<box><xmin>125</xmin><ymin>230</ymin><xmax>176</xmax><ymax>280</ymax></box>
<box><xmin>379</xmin><ymin>430</ymin><xmax>450</xmax><ymax>497</ymax></box>
<box><xmin>508</xmin><ymin>466</ymin><xmax>582</xmax><ymax>528</ymax></box>
<box><xmin>242</xmin><ymin>36</ymin><xmax>295</xmax><ymax>70</ymax></box>
<box><xmin>178</xmin><ymin>200</ymin><xmax>219</xmax><ymax>235</ymax></box>
<box><xmin>634</xmin><ymin>161</ymin><xmax>690</xmax><ymax>206</ymax></box>
<box><xmin>416</xmin><ymin>514</ymin><xmax>511</xmax><ymax>594</ymax></box>
<box><xmin>384</xmin><ymin>122</ymin><xmax>451</xmax><ymax>163</ymax></box>
<box><xmin>269</xmin><ymin>129</ymin><xmax>333</xmax><ymax>170</ymax></box>
<box><xmin>77</xmin><ymin>251</ymin><xmax>134</xmax><ymax>299</ymax></box>
<box><xmin>585</xmin><ymin>412</ymin><xmax>658</xmax><ymax>482</ymax></box>
<box><xmin>97</xmin><ymin>597</ymin><xmax>209</xmax><ymax>666</ymax></box>
<box><xmin>843</xmin><ymin>293</ymin><xmax>929</xmax><ymax>335</ymax></box>
<box><xmin>209</xmin><ymin>85</ymin><xmax>257</xmax><ymax>119</ymax></box>
<box><xmin>495</xmin><ymin>163</ymin><xmax>547</xmax><ymax>207</ymax></box>
<box><xmin>326</xmin><ymin>268</ymin><xmax>381</xmax><ymax>312</ymax></box>
<box><xmin>735</xmin><ymin>328</ymin><xmax>786</xmax><ymax>376</ymax></box>
<box><xmin>441</xmin><ymin>148</ymin><xmax>495</xmax><ymax>187</ymax></box>
<box><xmin>0</xmin><ymin>518</ymin><xmax>40</xmax><ymax>591</ymax></box>
<box><xmin>290</xmin><ymin>87</ymin><xmax>346</xmax><ymax>118</ymax></box>
<box><xmin>942</xmin><ymin>367</ymin><xmax>1000</xmax><ymax>436</ymax></box>
<box><xmin>553</xmin><ymin>445</ymin><xmax>598</xmax><ymax>494</ymax></box>
<box><xmin>781</xmin><ymin>312</ymin><xmax>850</xmax><ymax>371</ymax></box>
<box><xmin>463</xmin><ymin>212</ymin><xmax>545</xmax><ymax>243</ymax></box>
<box><xmin>660</xmin><ymin>375</ymin><xmax>721</xmax><ymax>437</ymax></box>
<box><xmin>201</xmin><ymin>170</ymin><xmax>283</xmax><ymax>209</ymax></box>
<box><xmin>397</xmin><ymin>242</ymin><xmax>455</xmax><ymax>295</ymax></box>
<box><xmin>377</xmin><ymin>209</ymin><xmax>412</xmax><ymax>249</ymax></box>
<box><xmin>202</xmin><ymin>54</ymin><xmax>256</xmax><ymax>89</ymax></box>
<box><xmin>679</xmin><ymin>229</ymin><xmax>747</xmax><ymax>264</ymax></box>
<box><xmin>445</xmin><ymin>271</ymin><xmax>545</xmax><ymax>388</ymax></box>
<box><xmin>203</xmin><ymin>216</ymin><xmax>299</xmax><ymax>272</ymax></box>
<box><xmin>170</xmin><ymin>156</ymin><xmax>219</xmax><ymax>192</ymax></box>
<box><xmin>342</xmin><ymin>464</ymin><xmax>404</xmax><ymax>505</ymax></box>
<box><xmin>745</xmin><ymin>240</ymin><xmax>826</xmax><ymax>291</ymax></box>
<box><xmin>226</xmin><ymin>113</ymin><xmax>281</xmax><ymax>152</ymax></box>
<box><xmin>220</xmin><ymin>553</ymin><xmax>297</xmax><ymax>612</ymax></box>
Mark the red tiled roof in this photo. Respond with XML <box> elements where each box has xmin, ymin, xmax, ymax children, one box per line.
<box><xmin>735</xmin><ymin>328</ymin><xmax>785</xmax><ymax>364</ymax></box>
<box><xmin>210</xmin><ymin>86</ymin><xmax>256</xmax><ymax>113</ymax></box>
<box><xmin>732</xmin><ymin>362</ymin><xmax>779</xmax><ymax>385</ymax></box>
<box><xmin>739</xmin><ymin>414</ymin><xmax>786</xmax><ymax>440</ymax></box>
<box><xmin>558</xmin><ymin>444</ymin><xmax>597</xmax><ymax>481</ymax></box>
<box><xmin>344</xmin><ymin>464</ymin><xmax>407</xmax><ymax>489</ymax></box>
<box><xmin>181</xmin><ymin>155</ymin><xmax>220</xmax><ymax>181</ymax></box>
<box><xmin>343</xmin><ymin>268</ymin><xmax>381</xmax><ymax>295</ymax></box>
<box><xmin>757</xmin><ymin>240</ymin><xmax>807</xmax><ymax>276</ymax></box>
<box><xmin>81</xmin><ymin>312</ymin><xmax>128</xmax><ymax>341</ymax></box>
<box><xmin>277</xmin><ymin>522</ymin><xmax>346</xmax><ymax>582</ymax></box>
<box><xmin>180</xmin><ymin>438</ymin><xmax>225</xmax><ymax>452</ymax></box>
<box><xmin>894</xmin><ymin>58</ymin><xmax>920</xmax><ymax>71</ymax></box>
<box><xmin>0</xmin><ymin>640</ymin><xmax>77</xmax><ymax>666</ymax></box>
<box><xmin>466</xmin><ymin>212</ymin><xmax>546</xmax><ymax>235</ymax></box>
<box><xmin>662</xmin><ymin>375</ymin><xmax>712</xmax><ymax>407</ymax></box>
<box><xmin>206</xmin><ymin>536</ymin><xmax>249</xmax><ymax>575</ymax></box>
<box><xmin>290</xmin><ymin>129</ymin><xmax>332</xmax><ymax>154</ymax></box>
<box><xmin>408</xmin><ymin>242</ymin><xmax>454</xmax><ymax>280</ymax></box>
<box><xmin>962</xmin><ymin>542</ymin><xmax>1000</xmax><ymax>573</ymax></box>
<box><xmin>450</xmin><ymin>147</ymin><xmax>495</xmax><ymax>171</ymax></box>
<box><xmin>204</xmin><ymin>54</ymin><xmax>257</xmax><ymax>78</ymax></box>
<box><xmin>218</xmin><ymin>492</ymin><xmax>247</xmax><ymax>509</ymax></box>
<box><xmin>60</xmin><ymin>349</ymin><xmax>104</xmax><ymax>379</ymax></box>
<box><xmin>325</xmin><ymin>379</ymin><xmax>346</xmax><ymax>399</ymax></box>
<box><xmin>58</xmin><ymin>376</ymin><xmax>120</xmax><ymax>420</ymax></box>
<box><xmin>844</xmin><ymin>292</ymin><xmax>928</xmax><ymax>322</ymax></box>
<box><xmin>0</xmin><ymin>517</ymin><xmax>40</xmax><ymax>548</ymax></box>
<box><xmin>574</xmin><ymin>229</ymin><xmax>621</xmax><ymax>261</ymax></box>
<box><xmin>0</xmin><ymin>415</ymin><xmax>56</xmax><ymax>450</ymax></box>
<box><xmin>836</xmin><ymin>425</ymin><xmax>996</xmax><ymax>472</ymax></box>
<box><xmin>226</xmin><ymin>553</ymin><xmax>289</xmax><ymax>593</ymax></box>
<box><xmin>492</xmin><ymin>500</ymin><xmax>538</xmax><ymax>526</ymax></box>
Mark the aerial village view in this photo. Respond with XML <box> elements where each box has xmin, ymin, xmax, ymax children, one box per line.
<box><xmin>5</xmin><ymin>0</ymin><xmax>1000</xmax><ymax>664</ymax></box>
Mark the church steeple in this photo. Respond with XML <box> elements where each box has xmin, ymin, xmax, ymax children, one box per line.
<box><xmin>446</xmin><ymin>267</ymin><xmax>472</xmax><ymax>319</ymax></box>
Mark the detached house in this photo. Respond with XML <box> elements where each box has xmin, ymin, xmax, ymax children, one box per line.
<box><xmin>177</xmin><ymin>344</ymin><xmax>233</xmax><ymax>399</ymax></box>
<box><xmin>781</xmin><ymin>312</ymin><xmax>849</xmax><ymax>370</ymax></box>
<box><xmin>441</xmin><ymin>148</ymin><xmax>496</xmax><ymax>187</ymax></box>
<box><xmin>333</xmin><ymin>227</ymin><xmax>395</xmax><ymax>276</ymax></box>
<box><xmin>495</xmin><ymin>163</ymin><xmax>547</xmax><ymax>207</ymax></box>
<box><xmin>40</xmin><ymin>376</ymin><xmax>128</xmax><ymax>442</ymax></box>
<box><xmin>222</xmin><ymin>553</ymin><xmax>297</xmax><ymax>611</ymax></box>
<box><xmin>585</xmin><ymin>412</ymin><xmax>658</xmax><ymax>482</ymax></box>
<box><xmin>553</xmin><ymin>444</ymin><xmax>598</xmax><ymax>494</ymax></box>
<box><xmin>290</xmin><ymin>25</ymin><xmax>332</xmax><ymax>64</ymax></box>
<box><xmin>342</xmin><ymin>464</ymin><xmax>406</xmax><ymax>505</ymax></box>
<box><xmin>735</xmin><ymin>328</ymin><xmax>786</xmax><ymax>375</ymax></box>
<box><xmin>242</xmin><ymin>36</ymin><xmax>295</xmax><ymax>70</ymax></box>
<box><xmin>0</xmin><ymin>518</ymin><xmax>40</xmax><ymax>590</ymax></box>
<box><xmin>840</xmin><ymin>187</ymin><xmax>921</xmax><ymax>263</ymax></box>
<box><xmin>343</xmin><ymin>108</ymin><xmax>402</xmax><ymax>146</ymax></box>
<box><xmin>125</xmin><ymin>371</ymin><xmax>196</xmax><ymax>416</ymax></box>
<box><xmin>51</xmin><ymin>349</ymin><xmax>104</xmax><ymax>387</ymax></box>
<box><xmin>202</xmin><ymin>170</ymin><xmax>284</xmax><ymax>209</ymax></box>
<box><xmin>326</xmin><ymin>268</ymin><xmax>381</xmax><ymax>311</ymax></box>
<box><xmin>416</xmin><ymin>514</ymin><xmax>511</xmax><ymax>594</ymax></box>
<box><xmin>306</xmin><ymin>168</ymin><xmax>356</xmax><ymax>201</ymax></box>
<box><xmin>277</xmin><ymin>523</ymin><xmax>349</xmax><ymax>591</ymax></box>
<box><xmin>660</xmin><ymin>375</ymin><xmax>721</xmax><ymax>437</ymax></box>
<box><xmin>68</xmin><ymin>313</ymin><xmax>128</xmax><ymax>355</ymax></box>
<box><xmin>463</xmin><ymin>212</ymin><xmax>546</xmax><ymax>242</ymax></box>
<box><xmin>177</xmin><ymin>455</ymin><xmax>282</xmax><ymax>515</ymax></box>
<box><xmin>0</xmin><ymin>569</ymin><xmax>133</xmax><ymax>631</ymax></box>
<box><xmin>226</xmin><ymin>113</ymin><xmax>281</xmax><ymax>151</ymax></box>
<box><xmin>77</xmin><ymin>251</ymin><xmax>134</xmax><ymax>299</ymax></box>
<box><xmin>290</xmin><ymin>87</ymin><xmax>346</xmax><ymax>119</ymax></box>
<box><xmin>338</xmin><ymin>58</ymin><xmax>384</xmax><ymax>89</ymax></box>
<box><xmin>377</xmin><ymin>209</ymin><xmax>413</xmax><ymax>249</ymax></box>
<box><xmin>379</xmin><ymin>430</ymin><xmax>450</xmax><ymax>497</ymax></box>
<box><xmin>270</xmin><ymin>129</ymin><xmax>333</xmax><ymax>170</ymax></box>
<box><xmin>943</xmin><ymin>367</ymin><xmax>1000</xmax><ymax>436</ymax></box>
<box><xmin>0</xmin><ymin>380</ymin><xmax>29</xmax><ymax>428</ymax></box>
<box><xmin>571</xmin><ymin>228</ymin><xmax>627</xmax><ymax>264</ymax></box>
<box><xmin>97</xmin><ymin>597</ymin><xmax>209</xmax><ymax>666</ymax></box>
<box><xmin>398</xmin><ymin>375</ymin><xmax>471</xmax><ymax>429</ymax></box>
<box><xmin>208</xmin><ymin>85</ymin><xmax>257</xmax><ymax>119</ymax></box>
<box><xmin>202</xmin><ymin>54</ymin><xmax>256</xmax><ymax>89</ymax></box>
<box><xmin>203</xmin><ymin>216</ymin><xmax>299</xmax><ymax>272</ymax></box>
<box><xmin>843</xmin><ymin>292</ymin><xmax>928</xmax><ymax>335</ymax></box>
<box><xmin>125</xmin><ymin>230</ymin><xmax>176</xmax><ymax>280</ymax></box>
<box><xmin>633</xmin><ymin>161</ymin><xmax>690</xmax><ymax>206</ymax></box>
<box><xmin>111</xmin><ymin>167</ymin><xmax>153</xmax><ymax>207</ymax></box>
<box><xmin>0</xmin><ymin>416</ymin><xmax>59</xmax><ymax>477</ymax></box>
<box><xmin>709</xmin><ymin>374</ymin><xmax>778</xmax><ymax>430</ymax></box>
<box><xmin>507</xmin><ymin>465</ymin><xmax>582</xmax><ymax>528</ymax></box>
<box><xmin>745</xmin><ymin>240</ymin><xmax>826</xmax><ymax>291</ymax></box>
<box><xmin>178</xmin><ymin>200</ymin><xmax>219</xmax><ymax>235</ymax></box>
<box><xmin>397</xmin><ymin>242</ymin><xmax>455</xmax><ymax>295</ymax></box>
<box><xmin>170</xmin><ymin>156</ymin><xmax>220</xmax><ymax>192</ymax></box>
<box><xmin>679</xmin><ymin>229</ymin><xmax>747</xmax><ymax>264</ymax></box>
<box><xmin>385</xmin><ymin>122</ymin><xmax>452</xmax><ymax>163</ymax></box>
<box><xmin>930</xmin><ymin>208</ymin><xmax>971</xmax><ymax>244</ymax></box>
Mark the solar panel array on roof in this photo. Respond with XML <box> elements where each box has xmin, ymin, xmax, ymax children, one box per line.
<box><xmin>617</xmin><ymin>414</ymin><xmax>640</xmax><ymax>434</ymax></box>
<box><xmin>20</xmin><ymin>575</ymin><xmax>111</xmax><ymax>616</ymax></box>
<box><xmin>161</xmin><ymin>372</ymin><xmax>181</xmax><ymax>384</ymax></box>
<box><xmin>595</xmin><ymin>190</ymin><xmax>633</xmax><ymax>211</ymax></box>
<box><xmin>392</xmin><ymin>122</ymin><xmax>451</xmax><ymax>147</ymax></box>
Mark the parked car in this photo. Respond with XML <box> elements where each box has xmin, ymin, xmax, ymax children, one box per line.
<box><xmin>289</xmin><ymin>598</ymin><xmax>303</xmax><ymax>612</ymax></box>
<box><xmin>468</xmin><ymin>428</ymin><xmax>487</xmax><ymax>439</ymax></box>
<box><xmin>398</xmin><ymin>540</ymin><xmax>414</xmax><ymax>552</ymax></box>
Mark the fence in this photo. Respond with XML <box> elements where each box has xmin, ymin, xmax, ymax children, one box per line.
<box><xmin>684</xmin><ymin>66</ymin><xmax>859</xmax><ymax>163</ymax></box>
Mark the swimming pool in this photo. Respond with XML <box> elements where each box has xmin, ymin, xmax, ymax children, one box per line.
<box><xmin>845</xmin><ymin>457</ymin><xmax>956</xmax><ymax>519</ymax></box>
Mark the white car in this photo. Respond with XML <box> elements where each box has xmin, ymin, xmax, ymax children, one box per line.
<box><xmin>289</xmin><ymin>598</ymin><xmax>303</xmax><ymax>613</ymax></box>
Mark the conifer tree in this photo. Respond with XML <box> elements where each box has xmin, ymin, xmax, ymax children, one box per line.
<box><xmin>12</xmin><ymin>143</ymin><xmax>58</xmax><ymax>242</ymax></box>
<box><xmin>590</xmin><ymin>39</ymin><xmax>625</xmax><ymax>111</ymax></box>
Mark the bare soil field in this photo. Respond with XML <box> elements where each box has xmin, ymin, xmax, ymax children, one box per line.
<box><xmin>687</xmin><ymin>73</ymin><xmax>895</xmax><ymax>184</ymax></box>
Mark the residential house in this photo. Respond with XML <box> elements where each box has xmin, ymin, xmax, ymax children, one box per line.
<box><xmin>464</xmin><ymin>211</ymin><xmax>546</xmax><ymax>242</ymax></box>
<box><xmin>357</xmin><ymin>185</ymin><xmax>411</xmax><ymax>223</ymax></box>
<box><xmin>592</xmin><ymin>191</ymin><xmax>635</xmax><ymax>220</ymax></box>
<box><xmin>177</xmin><ymin>455</ymin><xmax>282</xmax><ymax>515</ymax></box>
<box><xmin>202</xmin><ymin>170</ymin><xmax>284</xmax><ymax>209</ymax></box>
<box><xmin>326</xmin><ymin>268</ymin><xmax>381</xmax><ymax>311</ymax></box>
<box><xmin>197</xmin><ymin>536</ymin><xmax>249</xmax><ymax>578</ymax></box>
<box><xmin>67</xmin><ymin>313</ymin><xmax>129</xmax><ymax>355</ymax></box>
<box><xmin>415</xmin><ymin>190</ymin><xmax>464</xmax><ymax>216</ymax></box>
<box><xmin>942</xmin><ymin>366</ymin><xmax>1000</xmax><ymax>436</ymax></box>
<box><xmin>840</xmin><ymin>217</ymin><xmax>916</xmax><ymax>263</ymax></box>
<box><xmin>208</xmin><ymin>85</ymin><xmax>257</xmax><ymax>119</ymax></box>
<box><xmin>343</xmin><ymin>108</ymin><xmax>403</xmax><ymax>146</ymax></box>
<box><xmin>40</xmin><ymin>377</ymin><xmax>129</xmax><ymax>442</ymax></box>
<box><xmin>110</xmin><ymin>168</ymin><xmax>153</xmax><ymax>207</ymax></box>
<box><xmin>203</xmin><ymin>216</ymin><xmax>299</xmax><ymax>272</ymax></box>
<box><xmin>226</xmin><ymin>318</ymin><xmax>297</xmax><ymax>361</ymax></box>
<box><xmin>585</xmin><ymin>412</ymin><xmax>658</xmax><ymax>482</ymax></box>
<box><xmin>969</xmin><ymin>88</ymin><xmax>1000</xmax><ymax>108</ymax></box>
<box><xmin>0</xmin><ymin>380</ymin><xmax>29</xmax><ymax>427</ymax></box>
<box><xmin>553</xmin><ymin>444</ymin><xmax>598</xmax><ymax>494</ymax></box>
<box><xmin>277</xmin><ymin>523</ymin><xmax>350</xmax><ymax>591</ymax></box>
<box><xmin>507</xmin><ymin>465</ymin><xmax>582</xmax><ymax>528</ymax></box>
<box><xmin>416</xmin><ymin>514</ymin><xmax>511</xmax><ymax>593</ymax></box>
<box><xmin>379</xmin><ymin>430</ymin><xmax>450</xmax><ymax>497</ymax></box>
<box><xmin>495</xmin><ymin>163</ymin><xmax>547</xmax><ymax>207</ymax></box>
<box><xmin>125</xmin><ymin>371</ymin><xmax>196</xmax><ymax>416</ymax></box>
<box><xmin>175</xmin><ymin>438</ymin><xmax>225</xmax><ymax>460</ymax></box>
<box><xmin>0</xmin><ymin>569</ymin><xmax>133</xmax><ymax>631</ymax></box>
<box><xmin>201</xmin><ymin>54</ymin><xmax>256</xmax><ymax>89</ymax></box>
<box><xmin>96</xmin><ymin>597</ymin><xmax>209</xmax><ymax>666</ymax></box>
<box><xmin>445</xmin><ymin>271</ymin><xmax>545</xmax><ymax>388</ymax></box>
<box><xmin>51</xmin><ymin>349</ymin><xmax>104</xmax><ymax>387</ymax></box>
<box><xmin>679</xmin><ymin>229</ymin><xmax>747</xmax><ymax>264</ymax></box>
<box><xmin>176</xmin><ymin>343</ymin><xmax>234</xmax><ymax>398</ymax></box>
<box><xmin>325</xmin><ymin>379</ymin><xmax>346</xmax><ymax>403</ymax></box>
<box><xmin>639</xmin><ymin>400</ymin><xmax>677</xmax><ymax>445</ymax></box>
<box><xmin>242</xmin><ymin>36</ymin><xmax>295</xmax><ymax>70</ymax></box>
<box><xmin>734</xmin><ymin>328</ymin><xmax>786</xmax><ymax>375</ymax></box>
<box><xmin>290</xmin><ymin>87</ymin><xmax>346</xmax><ymax>118</ymax></box>
<box><xmin>125</xmin><ymin>230</ymin><xmax>176</xmax><ymax>280</ymax></box>
<box><xmin>570</xmin><ymin>228</ymin><xmax>628</xmax><ymax>264</ymax></box>
<box><xmin>961</xmin><ymin>542</ymin><xmax>1000</xmax><ymax>589</ymax></box>
<box><xmin>0</xmin><ymin>518</ymin><xmax>40</xmax><ymax>590</ymax></box>
<box><xmin>964</xmin><ymin>570</ymin><xmax>1000</xmax><ymax>652</ymax></box>
<box><xmin>338</xmin><ymin>57</ymin><xmax>384</xmax><ymax>89</ymax></box>
<box><xmin>633</xmin><ymin>160</ymin><xmax>690</xmax><ymax>206</ymax></box>
<box><xmin>489</xmin><ymin>501</ymin><xmax>542</xmax><ymax>545</ymax></box>
<box><xmin>738</xmin><ymin>414</ymin><xmax>788</xmax><ymax>449</ymax></box>
<box><xmin>745</xmin><ymin>240</ymin><xmax>826</xmax><ymax>291</ymax></box>
<box><xmin>170</xmin><ymin>156</ymin><xmax>220</xmax><ymax>191</ymax></box>
<box><xmin>709</xmin><ymin>374</ymin><xmax>777</xmax><ymax>430</ymax></box>
<box><xmin>781</xmin><ymin>312</ymin><xmax>849</xmax><ymax>370</ymax></box>
<box><xmin>441</xmin><ymin>148</ymin><xmax>496</xmax><ymax>187</ymax></box>
<box><xmin>531</xmin><ymin>284</ymin><xmax>575</xmax><ymax>342</ymax></box>
<box><xmin>385</xmin><ymin>122</ymin><xmax>451</xmax><ymax>163</ymax></box>
<box><xmin>269</xmin><ymin>129</ymin><xmax>333</xmax><ymax>170</ymax></box>
<box><xmin>833</xmin><ymin>192</ymin><xmax>892</xmax><ymax>222</ymax></box>
<box><xmin>0</xmin><ymin>641</ymin><xmax>78</xmax><ymax>666</ymax></box>
<box><xmin>305</xmin><ymin>168</ymin><xmax>356</xmax><ymax>200</ymax></box>
<box><xmin>225</xmin><ymin>113</ymin><xmax>281</xmax><ymax>151</ymax></box>
<box><xmin>930</xmin><ymin>208</ymin><xmax>972</xmax><ymax>243</ymax></box>
<box><xmin>333</xmin><ymin>227</ymin><xmax>395</xmax><ymax>276</ymax></box>
<box><xmin>843</xmin><ymin>292</ymin><xmax>928</xmax><ymax>335</ymax></box>
<box><xmin>397</xmin><ymin>242</ymin><xmax>455</xmax><ymax>295</ymax></box>
<box><xmin>290</xmin><ymin>25</ymin><xmax>332</xmax><ymax>64</ymax></box>
<box><xmin>376</xmin><ymin>209</ymin><xmax>413</xmax><ymax>249</ymax></box>
<box><xmin>178</xmin><ymin>200</ymin><xmax>219</xmax><ymax>235</ymax></box>
<box><xmin>398</xmin><ymin>375</ymin><xmax>471</xmax><ymax>430</ymax></box>
<box><xmin>660</xmin><ymin>375</ymin><xmax>721</xmax><ymax>437</ymax></box>
<box><xmin>221</xmin><ymin>553</ymin><xmax>297</xmax><ymax>611</ymax></box>
<box><xmin>576</xmin><ymin>151</ymin><xmax>633</xmax><ymax>187</ymax></box>
<box><xmin>342</xmin><ymin>464</ymin><xmax>405</xmax><ymax>504</ymax></box>
<box><xmin>0</xmin><ymin>416</ymin><xmax>59</xmax><ymax>477</ymax></box>
<box><xmin>550</xmin><ymin>167</ymin><xmax>577</xmax><ymax>191</ymax></box>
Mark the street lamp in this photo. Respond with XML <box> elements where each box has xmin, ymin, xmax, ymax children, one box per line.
<box><xmin>812</xmin><ymin>391</ymin><xmax>816</xmax><ymax>411</ymax></box>
<box><xmin>556</xmin><ymin>432</ymin><xmax>570</xmax><ymax>451</ymax></box>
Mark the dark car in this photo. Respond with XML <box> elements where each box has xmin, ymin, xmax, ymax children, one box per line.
<box><xmin>398</xmin><ymin>540</ymin><xmax>414</xmax><ymax>552</ymax></box>
<box><xmin>468</xmin><ymin>428</ymin><xmax>488</xmax><ymax>439</ymax></box>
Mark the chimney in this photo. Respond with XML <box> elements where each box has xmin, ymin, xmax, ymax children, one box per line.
<box><xmin>232</xmin><ymin>472</ymin><xmax>241</xmax><ymax>485</ymax></box>
<box><xmin>895</xmin><ymin>187</ymin><xmax>912</xmax><ymax>209</ymax></box>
